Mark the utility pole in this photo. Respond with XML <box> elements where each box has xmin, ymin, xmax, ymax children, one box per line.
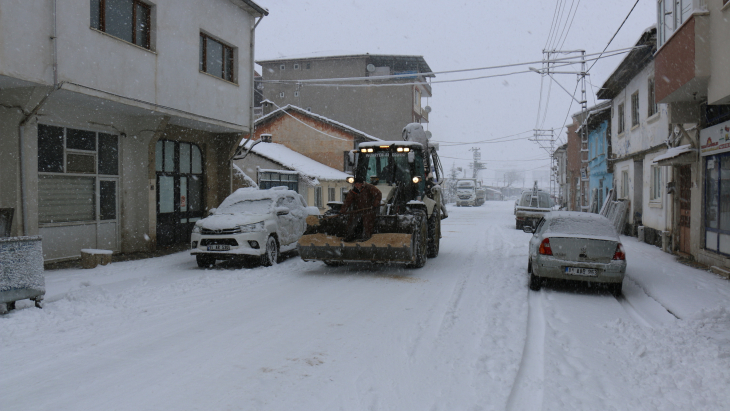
<box><xmin>531</xmin><ymin>49</ymin><xmax>588</xmax><ymax>210</ymax></box>
<box><xmin>468</xmin><ymin>147</ymin><xmax>486</xmax><ymax>179</ymax></box>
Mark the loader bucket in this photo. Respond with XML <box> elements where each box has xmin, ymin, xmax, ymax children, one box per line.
<box><xmin>297</xmin><ymin>233</ymin><xmax>415</xmax><ymax>263</ymax></box>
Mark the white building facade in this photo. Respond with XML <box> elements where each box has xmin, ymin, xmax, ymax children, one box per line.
<box><xmin>0</xmin><ymin>0</ymin><xmax>267</xmax><ymax>261</ymax></box>
<box><xmin>598</xmin><ymin>27</ymin><xmax>674</xmax><ymax>246</ymax></box>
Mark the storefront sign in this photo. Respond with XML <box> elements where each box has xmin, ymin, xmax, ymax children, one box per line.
<box><xmin>700</xmin><ymin>120</ymin><xmax>730</xmax><ymax>156</ymax></box>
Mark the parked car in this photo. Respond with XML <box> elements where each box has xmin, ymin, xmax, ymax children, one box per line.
<box><xmin>190</xmin><ymin>187</ymin><xmax>318</xmax><ymax>267</ymax></box>
<box><xmin>524</xmin><ymin>211</ymin><xmax>626</xmax><ymax>296</ymax></box>
<box><xmin>514</xmin><ymin>188</ymin><xmax>552</xmax><ymax>229</ymax></box>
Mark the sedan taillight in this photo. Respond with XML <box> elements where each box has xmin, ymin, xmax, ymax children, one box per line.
<box><xmin>613</xmin><ymin>243</ymin><xmax>626</xmax><ymax>260</ymax></box>
<box><xmin>539</xmin><ymin>238</ymin><xmax>552</xmax><ymax>255</ymax></box>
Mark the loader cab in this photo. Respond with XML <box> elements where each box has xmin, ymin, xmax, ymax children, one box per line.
<box><xmin>352</xmin><ymin>144</ymin><xmax>426</xmax><ymax>201</ymax></box>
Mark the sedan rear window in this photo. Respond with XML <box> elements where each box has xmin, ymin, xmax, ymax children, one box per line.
<box><xmin>548</xmin><ymin>217</ymin><xmax>616</xmax><ymax>237</ymax></box>
<box><xmin>217</xmin><ymin>199</ymin><xmax>273</xmax><ymax>215</ymax></box>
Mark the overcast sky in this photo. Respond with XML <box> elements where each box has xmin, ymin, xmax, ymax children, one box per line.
<box><xmin>253</xmin><ymin>0</ymin><xmax>656</xmax><ymax>187</ymax></box>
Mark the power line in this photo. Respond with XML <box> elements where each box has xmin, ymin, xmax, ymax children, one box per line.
<box><xmin>587</xmin><ymin>0</ymin><xmax>641</xmax><ymax>73</ymax></box>
<box><xmin>259</xmin><ymin>46</ymin><xmax>644</xmax><ymax>85</ymax></box>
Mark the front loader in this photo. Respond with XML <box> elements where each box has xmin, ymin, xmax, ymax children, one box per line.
<box><xmin>298</xmin><ymin>131</ymin><xmax>446</xmax><ymax>268</ymax></box>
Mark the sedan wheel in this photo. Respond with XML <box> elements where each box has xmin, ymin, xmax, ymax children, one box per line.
<box><xmin>528</xmin><ymin>261</ymin><xmax>541</xmax><ymax>291</ymax></box>
<box><xmin>260</xmin><ymin>236</ymin><xmax>279</xmax><ymax>267</ymax></box>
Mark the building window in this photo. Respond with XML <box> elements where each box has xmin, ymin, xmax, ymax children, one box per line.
<box><xmin>91</xmin><ymin>0</ymin><xmax>151</xmax><ymax>49</ymax></box>
<box><xmin>258</xmin><ymin>171</ymin><xmax>298</xmax><ymax>191</ymax></box>
<box><xmin>631</xmin><ymin>92</ymin><xmax>640</xmax><ymax>127</ymax></box>
<box><xmin>617</xmin><ymin>103</ymin><xmax>626</xmax><ymax>134</ymax></box>
<box><xmin>199</xmin><ymin>33</ymin><xmax>235</xmax><ymax>82</ymax></box>
<box><xmin>341</xmin><ymin>187</ymin><xmax>349</xmax><ymax>201</ymax></box>
<box><xmin>279</xmin><ymin>92</ymin><xmax>285</xmax><ymax>98</ymax></box>
<box><xmin>651</xmin><ymin>166</ymin><xmax>662</xmax><ymax>201</ymax></box>
<box><xmin>306</xmin><ymin>63</ymin><xmax>311</xmax><ymax>69</ymax></box>
<box><xmin>293</xmin><ymin>63</ymin><xmax>300</xmax><ymax>70</ymax></box>
<box><xmin>37</xmin><ymin>125</ymin><xmax>119</xmax><ymax>224</ymax></box>
<box><xmin>705</xmin><ymin>154</ymin><xmax>730</xmax><ymax>254</ymax></box>
<box><xmin>328</xmin><ymin>187</ymin><xmax>336</xmax><ymax>202</ymax></box>
<box><xmin>621</xmin><ymin>170</ymin><xmax>629</xmax><ymax>199</ymax></box>
<box><xmin>343</xmin><ymin>151</ymin><xmax>354</xmax><ymax>173</ymax></box>
<box><xmin>294</xmin><ymin>91</ymin><xmax>300</xmax><ymax>97</ymax></box>
<box><xmin>314</xmin><ymin>187</ymin><xmax>323</xmax><ymax>208</ymax></box>
<box><xmin>280</xmin><ymin>64</ymin><xmax>285</xmax><ymax>70</ymax></box>
<box><xmin>648</xmin><ymin>79</ymin><xmax>657</xmax><ymax>117</ymax></box>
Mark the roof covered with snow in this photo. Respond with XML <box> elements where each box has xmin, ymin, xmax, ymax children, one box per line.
<box><xmin>597</xmin><ymin>26</ymin><xmax>657</xmax><ymax>100</ymax></box>
<box><xmin>254</xmin><ymin>105</ymin><xmax>382</xmax><ymax>142</ymax></box>
<box><xmin>238</xmin><ymin>141</ymin><xmax>351</xmax><ymax>181</ymax></box>
<box><xmin>653</xmin><ymin>144</ymin><xmax>696</xmax><ymax>163</ymax></box>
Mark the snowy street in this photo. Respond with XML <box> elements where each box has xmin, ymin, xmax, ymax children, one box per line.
<box><xmin>2</xmin><ymin>201</ymin><xmax>730</xmax><ymax>410</ymax></box>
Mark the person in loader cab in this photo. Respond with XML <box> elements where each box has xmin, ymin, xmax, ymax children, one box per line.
<box><xmin>340</xmin><ymin>176</ymin><xmax>382</xmax><ymax>242</ymax></box>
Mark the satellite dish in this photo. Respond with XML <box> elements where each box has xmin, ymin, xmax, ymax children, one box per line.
<box><xmin>425</xmin><ymin>131</ymin><xmax>432</xmax><ymax>140</ymax></box>
<box><xmin>366</xmin><ymin>64</ymin><xmax>376</xmax><ymax>72</ymax></box>
<box><xmin>424</xmin><ymin>105</ymin><xmax>432</xmax><ymax>113</ymax></box>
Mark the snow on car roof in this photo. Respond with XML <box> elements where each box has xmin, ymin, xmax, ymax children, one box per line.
<box><xmin>544</xmin><ymin>211</ymin><xmax>619</xmax><ymax>239</ymax></box>
<box><xmin>240</xmin><ymin>141</ymin><xmax>351</xmax><ymax>181</ymax></box>
<box><xmin>358</xmin><ymin>141</ymin><xmax>424</xmax><ymax>149</ymax></box>
<box><xmin>217</xmin><ymin>187</ymin><xmax>299</xmax><ymax>210</ymax></box>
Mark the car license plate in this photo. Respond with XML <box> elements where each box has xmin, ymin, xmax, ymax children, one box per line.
<box><xmin>207</xmin><ymin>245</ymin><xmax>230</xmax><ymax>251</ymax></box>
<box><xmin>565</xmin><ymin>267</ymin><xmax>597</xmax><ymax>276</ymax></box>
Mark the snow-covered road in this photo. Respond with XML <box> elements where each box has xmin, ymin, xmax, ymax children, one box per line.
<box><xmin>2</xmin><ymin>202</ymin><xmax>730</xmax><ymax>410</ymax></box>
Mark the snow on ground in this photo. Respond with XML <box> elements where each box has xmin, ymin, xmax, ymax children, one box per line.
<box><xmin>2</xmin><ymin>202</ymin><xmax>729</xmax><ymax>410</ymax></box>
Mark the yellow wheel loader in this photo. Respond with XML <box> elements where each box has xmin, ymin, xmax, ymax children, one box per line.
<box><xmin>298</xmin><ymin>128</ymin><xmax>446</xmax><ymax>268</ymax></box>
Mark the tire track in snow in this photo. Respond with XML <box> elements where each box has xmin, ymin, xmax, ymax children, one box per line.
<box><xmin>618</xmin><ymin>276</ymin><xmax>679</xmax><ymax>327</ymax></box>
<box><xmin>506</xmin><ymin>290</ymin><xmax>545</xmax><ymax>411</ymax></box>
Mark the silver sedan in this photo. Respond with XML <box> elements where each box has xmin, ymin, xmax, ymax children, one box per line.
<box><xmin>524</xmin><ymin>211</ymin><xmax>626</xmax><ymax>296</ymax></box>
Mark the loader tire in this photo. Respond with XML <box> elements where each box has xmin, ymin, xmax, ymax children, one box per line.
<box><xmin>407</xmin><ymin>211</ymin><xmax>428</xmax><ymax>269</ymax></box>
<box><xmin>427</xmin><ymin>207</ymin><xmax>441</xmax><ymax>258</ymax></box>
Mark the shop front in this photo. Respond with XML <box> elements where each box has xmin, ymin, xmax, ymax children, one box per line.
<box><xmin>702</xmin><ymin>120</ymin><xmax>730</xmax><ymax>256</ymax></box>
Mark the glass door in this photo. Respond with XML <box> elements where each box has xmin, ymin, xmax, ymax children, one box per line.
<box><xmin>155</xmin><ymin>140</ymin><xmax>204</xmax><ymax>246</ymax></box>
<box><xmin>97</xmin><ymin>178</ymin><xmax>119</xmax><ymax>250</ymax></box>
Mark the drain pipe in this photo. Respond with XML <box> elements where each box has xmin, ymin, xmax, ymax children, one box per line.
<box><xmin>17</xmin><ymin>1</ymin><xmax>60</xmax><ymax>235</ymax></box>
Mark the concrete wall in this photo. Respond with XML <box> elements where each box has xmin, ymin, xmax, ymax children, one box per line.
<box><xmin>707</xmin><ymin>1</ymin><xmax>730</xmax><ymax>105</ymax></box>
<box><xmin>0</xmin><ymin>0</ymin><xmax>255</xmax><ymax>129</ymax></box>
<box><xmin>261</xmin><ymin>57</ymin><xmax>421</xmax><ymax>140</ymax></box>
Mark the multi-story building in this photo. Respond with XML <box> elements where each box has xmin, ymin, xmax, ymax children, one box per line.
<box><xmin>0</xmin><ymin>0</ymin><xmax>267</xmax><ymax>261</ymax></box>
<box><xmin>597</xmin><ymin>27</ymin><xmax>672</xmax><ymax>242</ymax></box>
<box><xmin>256</xmin><ymin>54</ymin><xmax>434</xmax><ymax>140</ymax></box>
<box><xmin>582</xmin><ymin>102</ymin><xmax>613</xmax><ymax>212</ymax></box>
<box><xmin>653</xmin><ymin>0</ymin><xmax>730</xmax><ymax>265</ymax></box>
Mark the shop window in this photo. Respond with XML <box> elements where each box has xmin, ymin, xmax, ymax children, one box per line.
<box><xmin>91</xmin><ymin>0</ymin><xmax>151</xmax><ymax>49</ymax></box>
<box><xmin>37</xmin><ymin>125</ymin><xmax>120</xmax><ymax>224</ymax></box>
<box><xmin>705</xmin><ymin>154</ymin><xmax>730</xmax><ymax>254</ymax></box>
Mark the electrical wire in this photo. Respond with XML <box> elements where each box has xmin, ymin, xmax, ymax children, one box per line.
<box><xmin>259</xmin><ymin>46</ymin><xmax>644</xmax><ymax>85</ymax></box>
<box><xmin>587</xmin><ymin>0</ymin><xmax>641</xmax><ymax>73</ymax></box>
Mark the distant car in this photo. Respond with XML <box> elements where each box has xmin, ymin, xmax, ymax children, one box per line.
<box><xmin>514</xmin><ymin>189</ymin><xmax>552</xmax><ymax>229</ymax></box>
<box><xmin>190</xmin><ymin>187</ymin><xmax>319</xmax><ymax>267</ymax></box>
<box><xmin>524</xmin><ymin>211</ymin><xmax>626</xmax><ymax>296</ymax></box>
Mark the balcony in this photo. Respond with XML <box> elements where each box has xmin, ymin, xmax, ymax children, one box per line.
<box><xmin>655</xmin><ymin>14</ymin><xmax>711</xmax><ymax>105</ymax></box>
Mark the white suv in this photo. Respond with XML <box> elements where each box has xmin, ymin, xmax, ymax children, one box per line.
<box><xmin>191</xmin><ymin>187</ymin><xmax>318</xmax><ymax>267</ymax></box>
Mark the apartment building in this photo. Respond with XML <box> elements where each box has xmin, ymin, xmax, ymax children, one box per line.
<box><xmin>0</xmin><ymin>0</ymin><xmax>267</xmax><ymax>261</ymax></box>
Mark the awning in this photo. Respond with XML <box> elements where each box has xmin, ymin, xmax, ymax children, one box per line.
<box><xmin>653</xmin><ymin>144</ymin><xmax>698</xmax><ymax>166</ymax></box>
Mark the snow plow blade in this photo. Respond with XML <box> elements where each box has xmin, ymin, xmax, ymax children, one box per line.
<box><xmin>298</xmin><ymin>233</ymin><xmax>415</xmax><ymax>263</ymax></box>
